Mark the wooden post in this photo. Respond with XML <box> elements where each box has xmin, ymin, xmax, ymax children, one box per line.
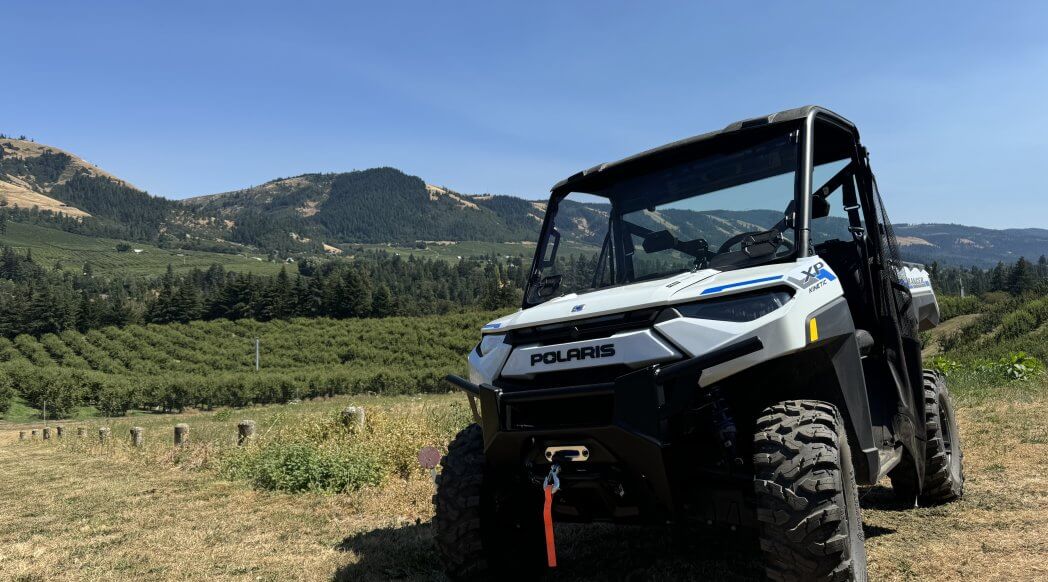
<box><xmin>341</xmin><ymin>406</ymin><xmax>366</xmax><ymax>433</ymax></box>
<box><xmin>30</xmin><ymin>429</ymin><xmax>38</xmax><ymax>439</ymax></box>
<box><xmin>237</xmin><ymin>420</ymin><xmax>256</xmax><ymax>445</ymax></box>
<box><xmin>174</xmin><ymin>424</ymin><xmax>189</xmax><ymax>447</ymax></box>
<box><xmin>19</xmin><ymin>431</ymin><xmax>26</xmax><ymax>441</ymax></box>
<box><xmin>42</xmin><ymin>427</ymin><xmax>52</xmax><ymax>441</ymax></box>
<box><xmin>130</xmin><ymin>427</ymin><xmax>144</xmax><ymax>448</ymax></box>
<box><xmin>77</xmin><ymin>427</ymin><xmax>86</xmax><ymax>438</ymax></box>
<box><xmin>56</xmin><ymin>426</ymin><xmax>64</xmax><ymax>438</ymax></box>
<box><xmin>98</xmin><ymin>427</ymin><xmax>110</xmax><ymax>444</ymax></box>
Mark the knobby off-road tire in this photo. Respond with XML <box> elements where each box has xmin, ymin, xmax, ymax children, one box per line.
<box><xmin>432</xmin><ymin>424</ymin><xmax>545</xmax><ymax>581</ymax></box>
<box><xmin>890</xmin><ymin>371</ymin><xmax>965</xmax><ymax>504</ymax></box>
<box><xmin>753</xmin><ymin>400</ymin><xmax>868</xmax><ymax>582</ymax></box>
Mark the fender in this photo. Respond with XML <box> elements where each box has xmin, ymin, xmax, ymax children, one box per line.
<box><xmin>804</xmin><ymin>297</ymin><xmax>879</xmax><ymax>484</ymax></box>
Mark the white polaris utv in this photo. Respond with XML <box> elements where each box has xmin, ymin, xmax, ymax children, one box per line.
<box><xmin>437</xmin><ymin>106</ymin><xmax>964</xmax><ymax>581</ymax></box>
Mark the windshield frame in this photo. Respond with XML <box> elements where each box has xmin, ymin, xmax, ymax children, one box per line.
<box><xmin>523</xmin><ymin>117</ymin><xmax>817</xmax><ymax>309</ymax></box>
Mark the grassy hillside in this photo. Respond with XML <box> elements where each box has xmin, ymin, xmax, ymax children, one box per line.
<box><xmin>0</xmin><ymin>221</ymin><xmax>283</xmax><ymax>276</ymax></box>
<box><xmin>925</xmin><ymin>293</ymin><xmax>1048</xmax><ymax>390</ymax></box>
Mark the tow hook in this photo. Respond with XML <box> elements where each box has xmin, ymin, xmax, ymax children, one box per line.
<box><xmin>542</xmin><ymin>464</ymin><xmax>561</xmax><ymax>568</ymax></box>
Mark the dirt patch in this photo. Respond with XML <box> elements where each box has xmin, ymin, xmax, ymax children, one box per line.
<box><xmin>0</xmin><ymin>179</ymin><xmax>91</xmax><ymax>218</ymax></box>
<box><xmin>897</xmin><ymin>236</ymin><xmax>936</xmax><ymax>247</ymax></box>
<box><xmin>426</xmin><ymin>184</ymin><xmax>480</xmax><ymax>210</ymax></box>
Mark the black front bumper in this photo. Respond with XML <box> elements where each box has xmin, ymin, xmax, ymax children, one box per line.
<box><xmin>446</xmin><ymin>337</ymin><xmax>763</xmax><ymax>521</ymax></box>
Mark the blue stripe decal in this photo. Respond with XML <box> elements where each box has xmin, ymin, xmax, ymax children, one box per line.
<box><xmin>700</xmin><ymin>275</ymin><xmax>783</xmax><ymax>296</ymax></box>
<box><xmin>817</xmin><ymin>268</ymin><xmax>837</xmax><ymax>282</ymax></box>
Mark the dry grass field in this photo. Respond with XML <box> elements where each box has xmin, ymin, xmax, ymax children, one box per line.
<box><xmin>0</xmin><ymin>386</ymin><xmax>1045</xmax><ymax>581</ymax></box>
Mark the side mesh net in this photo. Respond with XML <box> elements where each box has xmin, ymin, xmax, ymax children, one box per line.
<box><xmin>871</xmin><ymin>176</ymin><xmax>917</xmax><ymax>339</ymax></box>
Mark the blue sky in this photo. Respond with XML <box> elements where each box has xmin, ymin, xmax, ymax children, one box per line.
<box><xmin>4</xmin><ymin>1</ymin><xmax>1047</xmax><ymax>229</ymax></box>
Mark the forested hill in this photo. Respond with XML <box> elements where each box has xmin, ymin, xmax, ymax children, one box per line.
<box><xmin>894</xmin><ymin>223</ymin><xmax>1048</xmax><ymax>268</ymax></box>
<box><xmin>182</xmin><ymin>168</ymin><xmax>543</xmax><ymax>245</ymax></box>
<box><xmin>0</xmin><ymin>137</ymin><xmax>227</xmax><ymax>245</ymax></box>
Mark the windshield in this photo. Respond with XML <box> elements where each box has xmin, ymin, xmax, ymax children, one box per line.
<box><xmin>526</xmin><ymin>130</ymin><xmax>801</xmax><ymax>306</ymax></box>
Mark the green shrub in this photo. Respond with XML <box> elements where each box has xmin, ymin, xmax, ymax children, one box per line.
<box><xmin>938</xmin><ymin>295</ymin><xmax>982</xmax><ymax>321</ymax></box>
<box><xmin>1024</xmin><ymin>297</ymin><xmax>1048</xmax><ymax>326</ymax></box>
<box><xmin>5</xmin><ymin>363</ymin><xmax>86</xmax><ymax>418</ymax></box>
<box><xmin>982</xmin><ymin>291</ymin><xmax>1012</xmax><ymax>305</ymax></box>
<box><xmin>0</xmin><ymin>370</ymin><xmax>14</xmax><ymax>415</ymax></box>
<box><xmin>995</xmin><ymin>352</ymin><xmax>1044</xmax><ymax>381</ymax></box>
<box><xmin>929</xmin><ymin>355</ymin><xmax>961</xmax><ymax>377</ymax></box>
<box><xmin>222</xmin><ymin>441</ymin><xmax>382</xmax><ymax>493</ymax></box>
<box><xmin>998</xmin><ymin>310</ymin><xmax>1037</xmax><ymax>340</ymax></box>
<box><xmin>94</xmin><ymin>377</ymin><xmax>138</xmax><ymax>417</ymax></box>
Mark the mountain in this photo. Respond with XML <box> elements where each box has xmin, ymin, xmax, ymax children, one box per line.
<box><xmin>894</xmin><ymin>223</ymin><xmax>1048</xmax><ymax>267</ymax></box>
<box><xmin>2</xmin><ymin>137</ymin><xmax>1044</xmax><ymax>268</ymax></box>
<box><xmin>186</xmin><ymin>169</ymin><xmax>1047</xmax><ymax>267</ymax></box>
<box><xmin>182</xmin><ymin>167</ymin><xmax>545</xmax><ymax>246</ymax></box>
<box><xmin>0</xmin><ymin>137</ymin><xmax>224</xmax><ymax>244</ymax></box>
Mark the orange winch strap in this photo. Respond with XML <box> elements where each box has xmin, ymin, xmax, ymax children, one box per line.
<box><xmin>543</xmin><ymin>484</ymin><xmax>557</xmax><ymax>568</ymax></box>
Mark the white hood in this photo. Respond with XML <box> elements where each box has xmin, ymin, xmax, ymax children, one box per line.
<box><xmin>482</xmin><ymin>261</ymin><xmax>809</xmax><ymax>334</ymax></box>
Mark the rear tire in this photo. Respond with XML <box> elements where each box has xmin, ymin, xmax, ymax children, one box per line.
<box><xmin>432</xmin><ymin>424</ymin><xmax>546</xmax><ymax>581</ymax></box>
<box><xmin>753</xmin><ymin>400</ymin><xmax>868</xmax><ymax>582</ymax></box>
<box><xmin>890</xmin><ymin>371</ymin><xmax>965</xmax><ymax>504</ymax></box>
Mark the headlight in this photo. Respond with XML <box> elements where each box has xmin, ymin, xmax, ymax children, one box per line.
<box><xmin>476</xmin><ymin>333</ymin><xmax>506</xmax><ymax>356</ymax></box>
<box><xmin>676</xmin><ymin>289</ymin><xmax>793</xmax><ymax>322</ymax></box>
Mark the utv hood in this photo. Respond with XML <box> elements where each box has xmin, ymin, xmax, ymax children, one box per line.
<box><xmin>486</xmin><ymin>269</ymin><xmax>720</xmax><ymax>332</ymax></box>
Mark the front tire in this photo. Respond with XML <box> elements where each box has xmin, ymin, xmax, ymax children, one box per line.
<box><xmin>432</xmin><ymin>424</ymin><xmax>546</xmax><ymax>581</ymax></box>
<box><xmin>753</xmin><ymin>400</ymin><xmax>868</xmax><ymax>582</ymax></box>
<box><xmin>890</xmin><ymin>371</ymin><xmax>965</xmax><ymax>504</ymax></box>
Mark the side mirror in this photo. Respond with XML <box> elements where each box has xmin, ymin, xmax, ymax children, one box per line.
<box><xmin>642</xmin><ymin>230</ymin><xmax>677</xmax><ymax>253</ymax></box>
<box><xmin>812</xmin><ymin>196</ymin><xmax>831</xmax><ymax>219</ymax></box>
<box><xmin>537</xmin><ymin>275</ymin><xmax>562</xmax><ymax>298</ymax></box>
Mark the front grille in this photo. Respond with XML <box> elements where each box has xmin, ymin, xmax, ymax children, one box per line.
<box><xmin>506</xmin><ymin>394</ymin><xmax>614</xmax><ymax>430</ymax></box>
<box><xmin>507</xmin><ymin>308</ymin><xmax>667</xmax><ymax>346</ymax></box>
<box><xmin>495</xmin><ymin>365</ymin><xmax>633</xmax><ymax>392</ymax></box>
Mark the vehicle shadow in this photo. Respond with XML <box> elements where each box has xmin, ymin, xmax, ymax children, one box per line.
<box><xmin>333</xmin><ymin>521</ymin><xmax>764</xmax><ymax>582</ymax></box>
<box><xmin>860</xmin><ymin>484</ymin><xmax>916</xmax><ymax>512</ymax></box>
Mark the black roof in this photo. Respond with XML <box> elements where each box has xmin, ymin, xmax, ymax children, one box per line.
<box><xmin>552</xmin><ymin>105</ymin><xmax>857</xmax><ymax>194</ymax></box>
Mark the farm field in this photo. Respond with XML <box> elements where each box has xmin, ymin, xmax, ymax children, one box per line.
<box><xmin>350</xmin><ymin>239</ymin><xmax>598</xmax><ymax>262</ymax></box>
<box><xmin>0</xmin><ymin>312</ymin><xmax>497</xmax><ymax>421</ymax></box>
<box><xmin>0</xmin><ymin>380</ymin><xmax>1045</xmax><ymax>581</ymax></box>
<box><xmin>0</xmin><ymin>221</ymin><xmax>284</xmax><ymax>276</ymax></box>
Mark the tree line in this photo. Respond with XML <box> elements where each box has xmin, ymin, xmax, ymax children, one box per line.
<box><xmin>927</xmin><ymin>255</ymin><xmax>1048</xmax><ymax>297</ymax></box>
<box><xmin>0</xmin><ymin>247</ymin><xmax>527</xmax><ymax>339</ymax></box>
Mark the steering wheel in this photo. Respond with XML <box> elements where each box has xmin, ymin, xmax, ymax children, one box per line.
<box><xmin>716</xmin><ymin>230</ymin><xmax>793</xmax><ymax>255</ymax></box>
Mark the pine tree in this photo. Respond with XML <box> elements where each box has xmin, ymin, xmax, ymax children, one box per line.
<box><xmin>990</xmin><ymin>262</ymin><xmax>1007</xmax><ymax>292</ymax></box>
<box><xmin>372</xmin><ymin>284</ymin><xmax>395</xmax><ymax>317</ymax></box>
<box><xmin>1008</xmin><ymin>257</ymin><xmax>1032</xmax><ymax>295</ymax></box>
<box><xmin>341</xmin><ymin>268</ymin><xmax>372</xmax><ymax>318</ymax></box>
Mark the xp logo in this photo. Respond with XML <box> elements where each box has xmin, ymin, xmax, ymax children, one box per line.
<box><xmin>789</xmin><ymin>261</ymin><xmax>837</xmax><ymax>291</ymax></box>
<box><xmin>571</xmin><ymin>304</ymin><xmax>585</xmax><ymax>313</ymax></box>
<box><xmin>530</xmin><ymin>343</ymin><xmax>615</xmax><ymax>366</ymax></box>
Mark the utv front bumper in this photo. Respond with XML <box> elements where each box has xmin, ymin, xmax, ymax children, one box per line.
<box><xmin>445</xmin><ymin>337</ymin><xmax>763</xmax><ymax>522</ymax></box>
